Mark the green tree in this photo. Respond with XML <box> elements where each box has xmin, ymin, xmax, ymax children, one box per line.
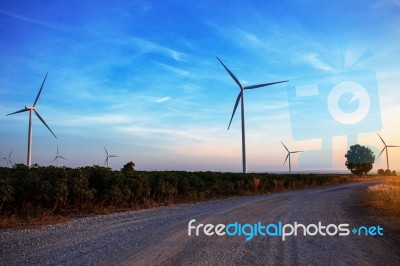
<box><xmin>377</xmin><ymin>169</ymin><xmax>385</xmax><ymax>175</ymax></box>
<box><xmin>345</xmin><ymin>144</ymin><xmax>375</xmax><ymax>176</ymax></box>
<box><xmin>122</xmin><ymin>161</ymin><xmax>135</xmax><ymax>171</ymax></box>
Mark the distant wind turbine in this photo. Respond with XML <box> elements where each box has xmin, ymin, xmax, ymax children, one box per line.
<box><xmin>377</xmin><ymin>133</ymin><xmax>399</xmax><ymax>170</ymax></box>
<box><xmin>104</xmin><ymin>146</ymin><xmax>119</xmax><ymax>168</ymax></box>
<box><xmin>217</xmin><ymin>56</ymin><xmax>288</xmax><ymax>173</ymax></box>
<box><xmin>6</xmin><ymin>73</ymin><xmax>56</xmax><ymax>168</ymax></box>
<box><xmin>53</xmin><ymin>145</ymin><xmax>67</xmax><ymax>166</ymax></box>
<box><xmin>281</xmin><ymin>141</ymin><xmax>303</xmax><ymax>174</ymax></box>
<box><xmin>2</xmin><ymin>149</ymin><xmax>13</xmax><ymax>167</ymax></box>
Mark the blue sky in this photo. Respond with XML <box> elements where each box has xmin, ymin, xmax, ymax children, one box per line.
<box><xmin>0</xmin><ymin>0</ymin><xmax>399</xmax><ymax>172</ymax></box>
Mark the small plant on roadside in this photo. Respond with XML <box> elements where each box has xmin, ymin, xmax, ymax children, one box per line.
<box><xmin>367</xmin><ymin>178</ymin><xmax>400</xmax><ymax>215</ymax></box>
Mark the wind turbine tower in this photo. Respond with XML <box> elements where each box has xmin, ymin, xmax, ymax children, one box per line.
<box><xmin>6</xmin><ymin>73</ymin><xmax>56</xmax><ymax>168</ymax></box>
<box><xmin>377</xmin><ymin>133</ymin><xmax>399</xmax><ymax>170</ymax></box>
<box><xmin>104</xmin><ymin>146</ymin><xmax>119</xmax><ymax>168</ymax></box>
<box><xmin>281</xmin><ymin>141</ymin><xmax>303</xmax><ymax>174</ymax></box>
<box><xmin>217</xmin><ymin>57</ymin><xmax>288</xmax><ymax>173</ymax></box>
<box><xmin>53</xmin><ymin>145</ymin><xmax>67</xmax><ymax>166</ymax></box>
<box><xmin>2</xmin><ymin>149</ymin><xmax>13</xmax><ymax>167</ymax></box>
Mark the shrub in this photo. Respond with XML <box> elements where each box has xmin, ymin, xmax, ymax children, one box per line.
<box><xmin>377</xmin><ymin>169</ymin><xmax>385</xmax><ymax>175</ymax></box>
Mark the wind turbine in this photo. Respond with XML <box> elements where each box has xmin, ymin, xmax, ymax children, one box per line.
<box><xmin>53</xmin><ymin>145</ymin><xmax>67</xmax><ymax>166</ymax></box>
<box><xmin>6</xmin><ymin>73</ymin><xmax>56</xmax><ymax>168</ymax></box>
<box><xmin>281</xmin><ymin>141</ymin><xmax>303</xmax><ymax>174</ymax></box>
<box><xmin>377</xmin><ymin>133</ymin><xmax>399</xmax><ymax>170</ymax></box>
<box><xmin>104</xmin><ymin>146</ymin><xmax>119</xmax><ymax>168</ymax></box>
<box><xmin>217</xmin><ymin>57</ymin><xmax>288</xmax><ymax>173</ymax></box>
<box><xmin>2</xmin><ymin>149</ymin><xmax>13</xmax><ymax>167</ymax></box>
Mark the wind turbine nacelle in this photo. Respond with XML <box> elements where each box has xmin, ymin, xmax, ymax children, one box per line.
<box><xmin>25</xmin><ymin>105</ymin><xmax>34</xmax><ymax>110</ymax></box>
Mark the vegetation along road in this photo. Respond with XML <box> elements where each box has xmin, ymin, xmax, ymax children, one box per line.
<box><xmin>1</xmin><ymin>181</ymin><xmax>399</xmax><ymax>265</ymax></box>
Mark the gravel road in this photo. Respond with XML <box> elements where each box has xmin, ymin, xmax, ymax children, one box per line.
<box><xmin>1</xmin><ymin>181</ymin><xmax>399</xmax><ymax>265</ymax></box>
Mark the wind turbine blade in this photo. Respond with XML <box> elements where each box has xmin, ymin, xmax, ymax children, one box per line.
<box><xmin>377</xmin><ymin>133</ymin><xmax>386</xmax><ymax>146</ymax></box>
<box><xmin>59</xmin><ymin>156</ymin><xmax>67</xmax><ymax>160</ymax></box>
<box><xmin>216</xmin><ymin>57</ymin><xmax>242</xmax><ymax>88</ymax></box>
<box><xmin>33</xmin><ymin>73</ymin><xmax>48</xmax><ymax>107</ymax></box>
<box><xmin>281</xmin><ymin>141</ymin><xmax>289</xmax><ymax>152</ymax></box>
<box><xmin>104</xmin><ymin>146</ymin><xmax>108</xmax><ymax>156</ymax></box>
<box><xmin>387</xmin><ymin>145</ymin><xmax>400</xmax><ymax>148</ymax></box>
<box><xmin>291</xmin><ymin>151</ymin><xmax>303</xmax><ymax>153</ymax></box>
<box><xmin>377</xmin><ymin>147</ymin><xmax>386</xmax><ymax>159</ymax></box>
<box><xmin>227</xmin><ymin>92</ymin><xmax>242</xmax><ymax>130</ymax></box>
<box><xmin>33</xmin><ymin>109</ymin><xmax>57</xmax><ymax>138</ymax></box>
<box><xmin>108</xmin><ymin>155</ymin><xmax>119</xmax><ymax>157</ymax></box>
<box><xmin>283</xmin><ymin>154</ymin><xmax>289</xmax><ymax>165</ymax></box>
<box><xmin>6</xmin><ymin>108</ymin><xmax>28</xmax><ymax>116</ymax></box>
<box><xmin>244</xmin><ymin>80</ymin><xmax>288</xmax><ymax>90</ymax></box>
<box><xmin>53</xmin><ymin>156</ymin><xmax>58</xmax><ymax>162</ymax></box>
<box><xmin>104</xmin><ymin>158</ymin><xmax>108</xmax><ymax>166</ymax></box>
<box><xmin>9</xmin><ymin>149</ymin><xmax>13</xmax><ymax>157</ymax></box>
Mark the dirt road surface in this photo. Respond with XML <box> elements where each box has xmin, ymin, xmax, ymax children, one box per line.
<box><xmin>1</xmin><ymin>181</ymin><xmax>399</xmax><ymax>265</ymax></box>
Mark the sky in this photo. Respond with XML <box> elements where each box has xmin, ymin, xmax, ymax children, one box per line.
<box><xmin>0</xmin><ymin>0</ymin><xmax>399</xmax><ymax>172</ymax></box>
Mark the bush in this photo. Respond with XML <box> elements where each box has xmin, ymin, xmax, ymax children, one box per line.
<box><xmin>377</xmin><ymin>169</ymin><xmax>385</xmax><ymax>175</ymax></box>
<box><xmin>122</xmin><ymin>161</ymin><xmax>135</xmax><ymax>171</ymax></box>
<box><xmin>377</xmin><ymin>169</ymin><xmax>397</xmax><ymax>176</ymax></box>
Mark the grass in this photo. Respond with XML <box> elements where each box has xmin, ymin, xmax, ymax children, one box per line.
<box><xmin>366</xmin><ymin>177</ymin><xmax>400</xmax><ymax>216</ymax></box>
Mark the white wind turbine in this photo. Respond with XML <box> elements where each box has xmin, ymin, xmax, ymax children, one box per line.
<box><xmin>53</xmin><ymin>145</ymin><xmax>67</xmax><ymax>166</ymax></box>
<box><xmin>104</xmin><ymin>146</ymin><xmax>119</xmax><ymax>168</ymax></box>
<box><xmin>281</xmin><ymin>141</ymin><xmax>303</xmax><ymax>174</ymax></box>
<box><xmin>217</xmin><ymin>57</ymin><xmax>288</xmax><ymax>173</ymax></box>
<box><xmin>2</xmin><ymin>149</ymin><xmax>13</xmax><ymax>167</ymax></box>
<box><xmin>6</xmin><ymin>73</ymin><xmax>56</xmax><ymax>168</ymax></box>
<box><xmin>377</xmin><ymin>133</ymin><xmax>400</xmax><ymax>170</ymax></box>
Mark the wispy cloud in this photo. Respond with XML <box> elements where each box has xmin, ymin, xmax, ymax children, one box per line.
<box><xmin>237</xmin><ymin>29</ymin><xmax>262</xmax><ymax>46</ymax></box>
<box><xmin>64</xmin><ymin>114</ymin><xmax>133</xmax><ymax>126</ymax></box>
<box><xmin>206</xmin><ymin>20</ymin><xmax>286</xmax><ymax>55</ymax></box>
<box><xmin>118</xmin><ymin>126</ymin><xmax>207</xmax><ymax>142</ymax></box>
<box><xmin>156</xmin><ymin>62</ymin><xmax>193</xmax><ymax>77</ymax></box>
<box><xmin>129</xmin><ymin>36</ymin><xmax>187</xmax><ymax>61</ymax></box>
<box><xmin>116</xmin><ymin>124</ymin><xmax>237</xmax><ymax>157</ymax></box>
<box><xmin>155</xmin><ymin>96</ymin><xmax>171</xmax><ymax>103</ymax></box>
<box><xmin>0</xmin><ymin>10</ymin><xmax>61</xmax><ymax>31</ymax></box>
<box><xmin>301</xmin><ymin>53</ymin><xmax>335</xmax><ymax>71</ymax></box>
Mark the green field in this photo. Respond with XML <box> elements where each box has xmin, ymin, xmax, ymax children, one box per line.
<box><xmin>0</xmin><ymin>164</ymin><xmax>356</xmax><ymax>222</ymax></box>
